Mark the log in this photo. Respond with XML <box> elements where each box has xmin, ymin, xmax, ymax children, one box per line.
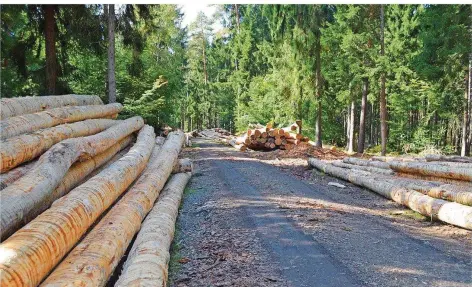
<box><xmin>0</xmin><ymin>161</ymin><xmax>35</xmax><ymax>191</ymax></box>
<box><xmin>0</xmin><ymin>116</ymin><xmax>144</xmax><ymax>240</ymax></box>
<box><xmin>0</xmin><ymin>119</ymin><xmax>118</xmax><ymax>172</ymax></box>
<box><xmin>25</xmin><ymin>135</ymin><xmax>133</xmax><ymax>224</ymax></box>
<box><xmin>331</xmin><ymin>161</ymin><xmax>394</xmax><ymax>175</ymax></box>
<box><xmin>308</xmin><ymin>158</ymin><xmax>472</xmax><ymax>230</ymax></box>
<box><xmin>342</xmin><ymin>157</ymin><xmax>390</xmax><ymax>170</ymax></box>
<box><xmin>0</xmin><ymin>125</ymin><xmax>155</xmax><ymax>287</ymax></box>
<box><xmin>389</xmin><ymin>161</ymin><xmax>472</xmax><ymax>182</ymax></box>
<box><xmin>371</xmin><ymin>156</ymin><xmax>421</xmax><ymax>162</ymax></box>
<box><xmin>424</xmin><ymin>154</ymin><xmax>472</xmax><ymax>164</ymax></box>
<box><xmin>0</xmin><ymin>94</ymin><xmax>103</xmax><ymax>120</ymax></box>
<box><xmin>0</xmin><ymin>103</ymin><xmax>122</xmax><ymax>140</ymax></box>
<box><xmin>115</xmin><ymin>173</ymin><xmax>192</xmax><ymax>287</ymax></box>
<box><xmin>172</xmin><ymin>158</ymin><xmax>193</xmax><ymax>173</ymax></box>
<box><xmin>41</xmin><ymin>132</ymin><xmax>184</xmax><ymax>287</ymax></box>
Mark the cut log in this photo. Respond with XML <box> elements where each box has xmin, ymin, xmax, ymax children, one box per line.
<box><xmin>308</xmin><ymin>158</ymin><xmax>472</xmax><ymax>230</ymax></box>
<box><xmin>0</xmin><ymin>94</ymin><xmax>103</xmax><ymax>120</ymax></box>
<box><xmin>41</xmin><ymin>132</ymin><xmax>184</xmax><ymax>287</ymax></box>
<box><xmin>331</xmin><ymin>161</ymin><xmax>394</xmax><ymax>175</ymax></box>
<box><xmin>371</xmin><ymin>156</ymin><xmax>420</xmax><ymax>162</ymax></box>
<box><xmin>388</xmin><ymin>161</ymin><xmax>472</xmax><ymax>182</ymax></box>
<box><xmin>0</xmin><ymin>103</ymin><xmax>122</xmax><ymax>140</ymax></box>
<box><xmin>172</xmin><ymin>158</ymin><xmax>193</xmax><ymax>173</ymax></box>
<box><xmin>0</xmin><ymin>125</ymin><xmax>155</xmax><ymax>287</ymax></box>
<box><xmin>424</xmin><ymin>154</ymin><xmax>472</xmax><ymax>163</ymax></box>
<box><xmin>1</xmin><ymin>119</ymin><xmax>118</xmax><ymax>172</ymax></box>
<box><xmin>342</xmin><ymin>157</ymin><xmax>390</xmax><ymax>170</ymax></box>
<box><xmin>115</xmin><ymin>173</ymin><xmax>192</xmax><ymax>287</ymax></box>
<box><xmin>25</xmin><ymin>135</ymin><xmax>133</xmax><ymax>224</ymax></box>
<box><xmin>0</xmin><ymin>116</ymin><xmax>144</xmax><ymax>240</ymax></box>
<box><xmin>0</xmin><ymin>161</ymin><xmax>36</xmax><ymax>191</ymax></box>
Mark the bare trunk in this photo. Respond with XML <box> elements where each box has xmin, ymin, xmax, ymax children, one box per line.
<box><xmin>0</xmin><ymin>94</ymin><xmax>103</xmax><ymax>120</ymax></box>
<box><xmin>43</xmin><ymin>5</ymin><xmax>57</xmax><ymax>94</ymax></box>
<box><xmin>41</xmin><ymin>132</ymin><xmax>184</xmax><ymax>286</ymax></box>
<box><xmin>1</xmin><ymin>119</ymin><xmax>118</xmax><ymax>172</ymax></box>
<box><xmin>172</xmin><ymin>158</ymin><xmax>193</xmax><ymax>173</ymax></box>
<box><xmin>0</xmin><ymin>103</ymin><xmax>122</xmax><ymax>140</ymax></box>
<box><xmin>380</xmin><ymin>4</ymin><xmax>388</xmax><ymax>156</ymax></box>
<box><xmin>0</xmin><ymin>117</ymin><xmax>143</xmax><ymax>239</ymax></box>
<box><xmin>358</xmin><ymin>79</ymin><xmax>368</xmax><ymax>153</ymax></box>
<box><xmin>389</xmin><ymin>161</ymin><xmax>472</xmax><ymax>182</ymax></box>
<box><xmin>116</xmin><ymin>173</ymin><xmax>192</xmax><ymax>286</ymax></box>
<box><xmin>425</xmin><ymin>154</ymin><xmax>472</xmax><ymax>163</ymax></box>
<box><xmin>314</xmin><ymin>32</ymin><xmax>323</xmax><ymax>147</ymax></box>
<box><xmin>108</xmin><ymin>4</ymin><xmax>116</xmax><ymax>103</ymax></box>
<box><xmin>0</xmin><ymin>126</ymin><xmax>155</xmax><ymax>287</ymax></box>
<box><xmin>0</xmin><ymin>161</ymin><xmax>36</xmax><ymax>190</ymax></box>
<box><xmin>348</xmin><ymin>100</ymin><xmax>355</xmax><ymax>153</ymax></box>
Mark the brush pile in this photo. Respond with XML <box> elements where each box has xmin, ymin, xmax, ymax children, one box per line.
<box><xmin>0</xmin><ymin>94</ymin><xmax>192</xmax><ymax>287</ymax></box>
<box><xmin>308</xmin><ymin>154</ymin><xmax>472</xmax><ymax>230</ymax></box>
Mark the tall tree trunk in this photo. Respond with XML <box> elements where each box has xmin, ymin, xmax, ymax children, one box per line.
<box><xmin>348</xmin><ymin>100</ymin><xmax>356</xmax><ymax>153</ymax></box>
<box><xmin>43</xmin><ymin>5</ymin><xmax>57</xmax><ymax>94</ymax></box>
<box><xmin>379</xmin><ymin>4</ymin><xmax>388</xmax><ymax>156</ymax></box>
<box><xmin>358</xmin><ymin>79</ymin><xmax>368</xmax><ymax>153</ymax></box>
<box><xmin>461</xmin><ymin>79</ymin><xmax>470</xmax><ymax>156</ymax></box>
<box><xmin>108</xmin><ymin>4</ymin><xmax>116</xmax><ymax>103</ymax></box>
<box><xmin>314</xmin><ymin>31</ymin><xmax>323</xmax><ymax>147</ymax></box>
<box><xmin>234</xmin><ymin>4</ymin><xmax>240</xmax><ymax>33</ymax></box>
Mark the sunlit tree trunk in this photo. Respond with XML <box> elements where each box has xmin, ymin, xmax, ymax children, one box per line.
<box><xmin>348</xmin><ymin>100</ymin><xmax>356</xmax><ymax>153</ymax></box>
<box><xmin>108</xmin><ymin>4</ymin><xmax>116</xmax><ymax>103</ymax></box>
<box><xmin>358</xmin><ymin>79</ymin><xmax>368</xmax><ymax>153</ymax></box>
<box><xmin>314</xmin><ymin>26</ymin><xmax>323</xmax><ymax>148</ymax></box>
<box><xmin>380</xmin><ymin>4</ymin><xmax>388</xmax><ymax>156</ymax></box>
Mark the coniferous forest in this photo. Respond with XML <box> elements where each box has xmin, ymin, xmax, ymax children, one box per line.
<box><xmin>2</xmin><ymin>4</ymin><xmax>471</xmax><ymax>156</ymax></box>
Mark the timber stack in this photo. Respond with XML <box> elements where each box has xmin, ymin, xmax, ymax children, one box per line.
<box><xmin>0</xmin><ymin>94</ymin><xmax>192</xmax><ymax>287</ymax></box>
<box><xmin>308</xmin><ymin>155</ymin><xmax>472</xmax><ymax>230</ymax></box>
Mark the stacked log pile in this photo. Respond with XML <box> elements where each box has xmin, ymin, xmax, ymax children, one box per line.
<box><xmin>308</xmin><ymin>155</ymin><xmax>472</xmax><ymax>230</ymax></box>
<box><xmin>196</xmin><ymin>122</ymin><xmax>309</xmax><ymax>152</ymax></box>
<box><xmin>0</xmin><ymin>95</ymin><xmax>192</xmax><ymax>287</ymax></box>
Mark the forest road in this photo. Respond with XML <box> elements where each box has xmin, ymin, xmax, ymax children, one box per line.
<box><xmin>169</xmin><ymin>138</ymin><xmax>472</xmax><ymax>287</ymax></box>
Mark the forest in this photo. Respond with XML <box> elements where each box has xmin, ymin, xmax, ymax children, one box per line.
<box><xmin>2</xmin><ymin>4</ymin><xmax>471</xmax><ymax>156</ymax></box>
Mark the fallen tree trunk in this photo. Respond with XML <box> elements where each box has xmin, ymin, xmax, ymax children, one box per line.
<box><xmin>331</xmin><ymin>161</ymin><xmax>394</xmax><ymax>175</ymax></box>
<box><xmin>172</xmin><ymin>158</ymin><xmax>193</xmax><ymax>173</ymax></box>
<box><xmin>0</xmin><ymin>94</ymin><xmax>103</xmax><ymax>120</ymax></box>
<box><xmin>308</xmin><ymin>158</ymin><xmax>472</xmax><ymax>230</ymax></box>
<box><xmin>389</xmin><ymin>161</ymin><xmax>472</xmax><ymax>182</ymax></box>
<box><xmin>342</xmin><ymin>157</ymin><xmax>390</xmax><ymax>170</ymax></box>
<box><xmin>0</xmin><ymin>161</ymin><xmax>36</xmax><ymax>190</ymax></box>
<box><xmin>41</xmin><ymin>132</ymin><xmax>184</xmax><ymax>287</ymax></box>
<box><xmin>115</xmin><ymin>172</ymin><xmax>192</xmax><ymax>287</ymax></box>
<box><xmin>0</xmin><ymin>125</ymin><xmax>155</xmax><ymax>287</ymax></box>
<box><xmin>424</xmin><ymin>154</ymin><xmax>472</xmax><ymax>164</ymax></box>
<box><xmin>0</xmin><ymin>116</ymin><xmax>144</xmax><ymax>240</ymax></box>
<box><xmin>371</xmin><ymin>156</ymin><xmax>420</xmax><ymax>162</ymax></box>
<box><xmin>25</xmin><ymin>135</ymin><xmax>134</xmax><ymax>224</ymax></box>
<box><xmin>1</xmin><ymin>119</ymin><xmax>118</xmax><ymax>172</ymax></box>
<box><xmin>0</xmin><ymin>103</ymin><xmax>122</xmax><ymax>140</ymax></box>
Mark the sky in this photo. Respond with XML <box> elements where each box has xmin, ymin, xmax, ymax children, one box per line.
<box><xmin>179</xmin><ymin>3</ymin><xmax>223</xmax><ymax>33</ymax></box>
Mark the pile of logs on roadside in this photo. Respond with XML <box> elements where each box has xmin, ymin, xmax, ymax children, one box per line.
<box><xmin>308</xmin><ymin>154</ymin><xmax>472</xmax><ymax>230</ymax></box>
<box><xmin>234</xmin><ymin>121</ymin><xmax>309</xmax><ymax>151</ymax></box>
<box><xmin>0</xmin><ymin>95</ymin><xmax>192</xmax><ymax>286</ymax></box>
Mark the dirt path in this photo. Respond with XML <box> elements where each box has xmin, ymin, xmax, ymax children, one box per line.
<box><xmin>169</xmin><ymin>138</ymin><xmax>472</xmax><ymax>287</ymax></box>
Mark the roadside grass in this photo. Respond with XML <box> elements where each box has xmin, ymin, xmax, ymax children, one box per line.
<box><xmin>390</xmin><ymin>209</ymin><xmax>428</xmax><ymax>221</ymax></box>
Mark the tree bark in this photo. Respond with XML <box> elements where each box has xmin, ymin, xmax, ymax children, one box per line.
<box><xmin>172</xmin><ymin>158</ymin><xmax>193</xmax><ymax>173</ymax></box>
<box><xmin>0</xmin><ymin>103</ymin><xmax>122</xmax><ymax>140</ymax></box>
<box><xmin>0</xmin><ymin>94</ymin><xmax>103</xmax><ymax>120</ymax></box>
<box><xmin>108</xmin><ymin>4</ymin><xmax>116</xmax><ymax>103</ymax></box>
<box><xmin>115</xmin><ymin>173</ymin><xmax>192</xmax><ymax>287</ymax></box>
<box><xmin>358</xmin><ymin>79</ymin><xmax>368</xmax><ymax>153</ymax></box>
<box><xmin>0</xmin><ymin>126</ymin><xmax>154</xmax><ymax>287</ymax></box>
<box><xmin>379</xmin><ymin>4</ymin><xmax>388</xmax><ymax>156</ymax></box>
<box><xmin>425</xmin><ymin>154</ymin><xmax>472</xmax><ymax>163</ymax></box>
<box><xmin>348</xmin><ymin>100</ymin><xmax>356</xmax><ymax>153</ymax></box>
<box><xmin>41</xmin><ymin>132</ymin><xmax>185</xmax><ymax>287</ymax></box>
<box><xmin>343</xmin><ymin>157</ymin><xmax>390</xmax><ymax>170</ymax></box>
<box><xmin>461</xmin><ymin>81</ymin><xmax>470</xmax><ymax>156</ymax></box>
<box><xmin>314</xmin><ymin>27</ymin><xmax>323</xmax><ymax>147</ymax></box>
<box><xmin>388</xmin><ymin>161</ymin><xmax>472</xmax><ymax>182</ymax></box>
<box><xmin>43</xmin><ymin>5</ymin><xmax>57</xmax><ymax>94</ymax></box>
<box><xmin>0</xmin><ymin>161</ymin><xmax>36</xmax><ymax>190</ymax></box>
<box><xmin>1</xmin><ymin>119</ymin><xmax>118</xmax><ymax>172</ymax></box>
<box><xmin>332</xmin><ymin>160</ymin><xmax>394</xmax><ymax>175</ymax></box>
<box><xmin>308</xmin><ymin>158</ymin><xmax>472</xmax><ymax>230</ymax></box>
<box><xmin>0</xmin><ymin>117</ymin><xmax>143</xmax><ymax>240</ymax></box>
